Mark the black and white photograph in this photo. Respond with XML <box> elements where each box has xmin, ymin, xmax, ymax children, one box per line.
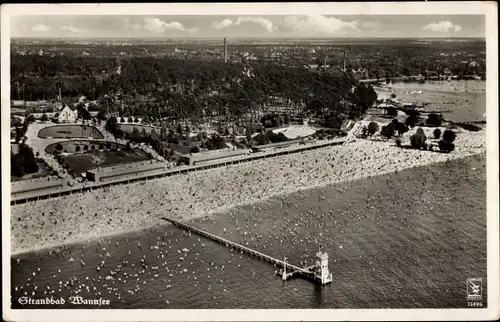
<box><xmin>2</xmin><ymin>2</ymin><xmax>499</xmax><ymax>321</ymax></box>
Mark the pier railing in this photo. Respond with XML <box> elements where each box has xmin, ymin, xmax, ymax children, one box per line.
<box><xmin>161</xmin><ymin>217</ymin><xmax>309</xmax><ymax>273</ymax></box>
<box><xmin>162</xmin><ymin>217</ymin><xmax>336</xmax><ymax>284</ymax></box>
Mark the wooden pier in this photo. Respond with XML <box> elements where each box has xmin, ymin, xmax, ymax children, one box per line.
<box><xmin>161</xmin><ymin>217</ymin><xmax>333</xmax><ymax>284</ymax></box>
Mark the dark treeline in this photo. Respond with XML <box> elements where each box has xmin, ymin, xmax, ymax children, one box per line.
<box><xmin>11</xmin><ymin>55</ymin><xmax>367</xmax><ymax>124</ymax></box>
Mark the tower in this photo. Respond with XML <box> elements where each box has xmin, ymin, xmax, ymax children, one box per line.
<box><xmin>224</xmin><ymin>38</ymin><xmax>228</xmax><ymax>63</ymax></box>
<box><xmin>282</xmin><ymin>256</ymin><xmax>287</xmax><ymax>281</ymax></box>
<box><xmin>315</xmin><ymin>250</ymin><xmax>333</xmax><ymax>284</ymax></box>
<box><xmin>343</xmin><ymin>51</ymin><xmax>346</xmax><ymax>72</ymax></box>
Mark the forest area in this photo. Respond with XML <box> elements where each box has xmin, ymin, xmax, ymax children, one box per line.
<box><xmin>11</xmin><ymin>54</ymin><xmax>375</xmax><ymax>124</ymax></box>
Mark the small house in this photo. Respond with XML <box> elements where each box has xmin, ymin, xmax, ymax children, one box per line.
<box><xmin>58</xmin><ymin>105</ymin><xmax>78</xmax><ymax>123</ymax></box>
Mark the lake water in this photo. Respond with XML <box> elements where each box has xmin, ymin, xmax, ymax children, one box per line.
<box><xmin>376</xmin><ymin>80</ymin><xmax>486</xmax><ymax>123</ymax></box>
<box><xmin>11</xmin><ymin>155</ymin><xmax>487</xmax><ymax>309</ymax></box>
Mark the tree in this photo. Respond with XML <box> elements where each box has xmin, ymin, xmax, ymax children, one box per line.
<box><xmin>360</xmin><ymin>126</ymin><xmax>369</xmax><ymax>138</ymax></box>
<box><xmin>433</xmin><ymin>128</ymin><xmax>442</xmax><ymax>139</ymax></box>
<box><xmin>405</xmin><ymin>114</ymin><xmax>418</xmax><ymax>128</ymax></box>
<box><xmin>395</xmin><ymin>138</ymin><xmax>402</xmax><ymax>147</ymax></box>
<box><xmin>11</xmin><ymin>116</ymin><xmax>22</xmax><ymax>127</ymax></box>
<box><xmin>324</xmin><ymin>114</ymin><xmax>345</xmax><ymax>129</ymax></box>
<box><xmin>77</xmin><ymin>105</ymin><xmax>91</xmax><ymax>121</ymax></box>
<box><xmin>426</xmin><ymin>113</ymin><xmax>442</xmax><ymax>126</ymax></box>
<box><xmin>438</xmin><ymin>140</ymin><xmax>455</xmax><ymax>153</ymax></box>
<box><xmin>255</xmin><ymin>132</ymin><xmax>269</xmax><ymax>145</ymax></box>
<box><xmin>442</xmin><ymin>129</ymin><xmax>456</xmax><ymax>143</ymax></box>
<box><xmin>283</xmin><ymin>113</ymin><xmax>290</xmax><ymax>124</ymax></box>
<box><xmin>207</xmin><ymin>135</ymin><xmax>227</xmax><ymax>150</ymax></box>
<box><xmin>269</xmin><ymin>131</ymin><xmax>288</xmax><ymax>143</ymax></box>
<box><xmin>75</xmin><ymin>145</ymin><xmax>81</xmax><ymax>152</ymax></box>
<box><xmin>380</xmin><ymin>124</ymin><xmax>395</xmax><ymax>139</ymax></box>
<box><xmin>410</xmin><ymin>128</ymin><xmax>427</xmax><ymax>149</ymax></box>
<box><xmin>405</xmin><ymin>108</ymin><xmax>421</xmax><ymax>117</ymax></box>
<box><xmin>367</xmin><ymin>121</ymin><xmax>379</xmax><ymax>136</ymax></box>
<box><xmin>390</xmin><ymin>93</ymin><xmax>397</xmax><ymax>99</ymax></box>
<box><xmin>120</xmin><ymin>116</ymin><xmax>125</xmax><ymax>123</ymax></box>
<box><xmin>387</xmin><ymin>106</ymin><xmax>398</xmax><ymax>117</ymax></box>
<box><xmin>105</xmin><ymin>116</ymin><xmax>119</xmax><ymax>135</ymax></box>
<box><xmin>83</xmin><ymin>145</ymin><xmax>88</xmax><ymax>151</ymax></box>
<box><xmin>131</xmin><ymin>127</ymin><xmax>140</xmax><ymax>142</ymax></box>
<box><xmin>96</xmin><ymin>110</ymin><xmax>107</xmax><ymax>121</ymax></box>
<box><xmin>56</xmin><ymin>143</ymin><xmax>63</xmax><ymax>151</ymax></box>
<box><xmin>114</xmin><ymin>130</ymin><xmax>124</xmax><ymax>139</ymax></box>
<box><xmin>87</xmin><ymin>102</ymin><xmax>99</xmax><ymax>112</ymax></box>
<box><xmin>11</xmin><ymin>144</ymin><xmax>39</xmax><ymax>177</ymax></box>
<box><xmin>396</xmin><ymin>122</ymin><xmax>409</xmax><ymax>136</ymax></box>
<box><xmin>41</xmin><ymin>113</ymin><xmax>48</xmax><ymax>122</ymax></box>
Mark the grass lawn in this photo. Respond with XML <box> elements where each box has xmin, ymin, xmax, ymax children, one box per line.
<box><xmin>62</xmin><ymin>148</ymin><xmax>151</xmax><ymax>176</ymax></box>
<box><xmin>38</xmin><ymin>125</ymin><xmax>104</xmax><ymax>139</ymax></box>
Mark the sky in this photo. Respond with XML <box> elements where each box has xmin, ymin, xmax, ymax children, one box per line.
<box><xmin>10</xmin><ymin>15</ymin><xmax>485</xmax><ymax>38</ymax></box>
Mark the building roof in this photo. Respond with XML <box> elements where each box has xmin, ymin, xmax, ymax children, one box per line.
<box><xmin>254</xmin><ymin>138</ymin><xmax>304</xmax><ymax>150</ymax></box>
<box><xmin>188</xmin><ymin>149</ymin><xmax>250</xmax><ymax>163</ymax></box>
<box><xmin>60</xmin><ymin>104</ymin><xmax>77</xmax><ymax>112</ymax></box>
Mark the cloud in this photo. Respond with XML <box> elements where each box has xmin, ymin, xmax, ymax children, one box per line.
<box><xmin>61</xmin><ymin>25</ymin><xmax>81</xmax><ymax>33</ymax></box>
<box><xmin>281</xmin><ymin>15</ymin><xmax>360</xmax><ymax>34</ymax></box>
<box><xmin>31</xmin><ymin>24</ymin><xmax>50</xmax><ymax>32</ymax></box>
<box><xmin>128</xmin><ymin>17</ymin><xmax>191</xmax><ymax>33</ymax></box>
<box><xmin>212</xmin><ymin>18</ymin><xmax>233</xmax><ymax>29</ymax></box>
<box><xmin>354</xmin><ymin>21</ymin><xmax>381</xmax><ymax>31</ymax></box>
<box><xmin>212</xmin><ymin>17</ymin><xmax>275</xmax><ymax>32</ymax></box>
<box><xmin>421</xmin><ymin>21</ymin><xmax>463</xmax><ymax>32</ymax></box>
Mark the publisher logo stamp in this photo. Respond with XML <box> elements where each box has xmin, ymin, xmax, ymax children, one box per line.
<box><xmin>467</xmin><ymin>277</ymin><xmax>482</xmax><ymax>301</ymax></box>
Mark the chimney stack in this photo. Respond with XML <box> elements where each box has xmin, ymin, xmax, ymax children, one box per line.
<box><xmin>224</xmin><ymin>38</ymin><xmax>228</xmax><ymax>63</ymax></box>
<box><xmin>343</xmin><ymin>51</ymin><xmax>346</xmax><ymax>72</ymax></box>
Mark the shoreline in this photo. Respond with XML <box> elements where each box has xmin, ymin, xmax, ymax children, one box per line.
<box><xmin>11</xmin><ymin>127</ymin><xmax>485</xmax><ymax>255</ymax></box>
<box><xmin>11</xmin><ymin>135</ymin><xmax>485</xmax><ymax>256</ymax></box>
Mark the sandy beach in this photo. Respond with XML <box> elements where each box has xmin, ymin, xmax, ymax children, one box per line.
<box><xmin>11</xmin><ymin>127</ymin><xmax>486</xmax><ymax>254</ymax></box>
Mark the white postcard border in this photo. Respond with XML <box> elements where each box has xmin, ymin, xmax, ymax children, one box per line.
<box><xmin>2</xmin><ymin>2</ymin><xmax>498</xmax><ymax>321</ymax></box>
